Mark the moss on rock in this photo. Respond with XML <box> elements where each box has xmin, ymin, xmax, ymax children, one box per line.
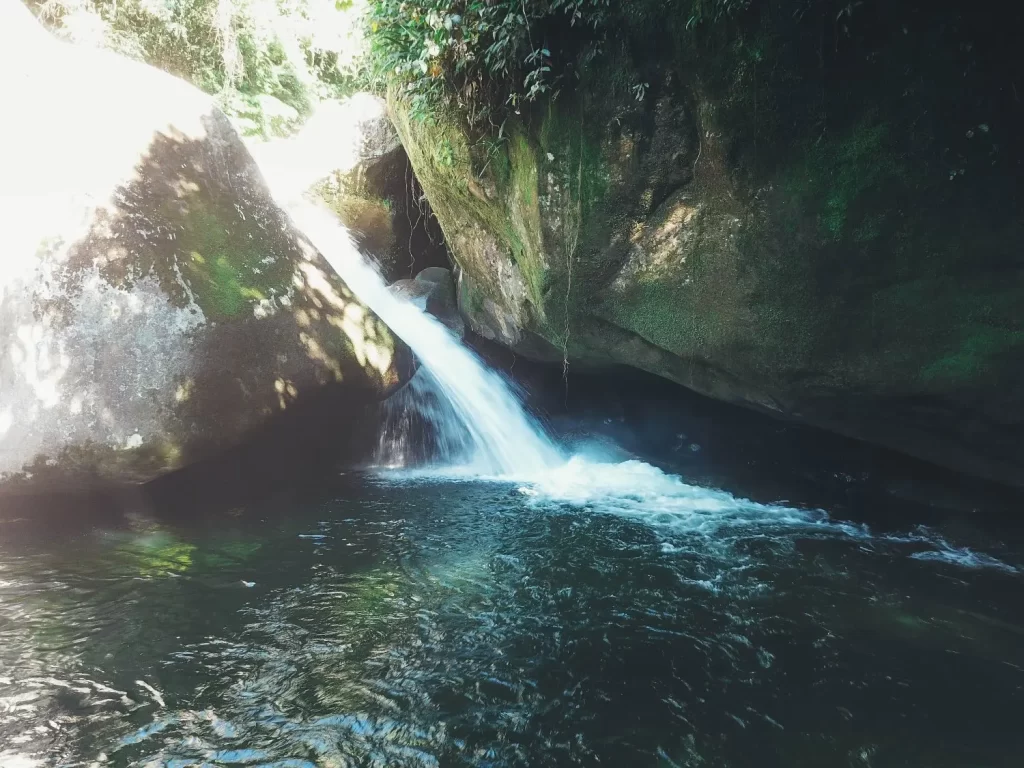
<box><xmin>389</xmin><ymin>0</ymin><xmax>1024</xmax><ymax>487</ymax></box>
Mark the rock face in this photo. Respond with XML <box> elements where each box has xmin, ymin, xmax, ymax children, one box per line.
<box><xmin>391</xmin><ymin>2</ymin><xmax>1024</xmax><ymax>488</ymax></box>
<box><xmin>388</xmin><ymin>268</ymin><xmax>465</xmax><ymax>338</ymax></box>
<box><xmin>284</xmin><ymin>94</ymin><xmax>449</xmax><ymax>284</ymax></box>
<box><xmin>0</xmin><ymin>15</ymin><xmax>404</xmax><ymax>496</ymax></box>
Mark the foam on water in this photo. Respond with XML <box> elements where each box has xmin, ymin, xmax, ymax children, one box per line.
<box><xmin>519</xmin><ymin>457</ymin><xmax>823</xmax><ymax>532</ymax></box>
<box><xmin>909</xmin><ymin>548</ymin><xmax>1019</xmax><ymax>573</ymax></box>
<box><xmin>379</xmin><ymin>455</ymin><xmax>852</xmax><ymax>543</ymax></box>
<box><xmin>377</xmin><ymin>458</ymin><xmax>1024</xmax><ymax>575</ymax></box>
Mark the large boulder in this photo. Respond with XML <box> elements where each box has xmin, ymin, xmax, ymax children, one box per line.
<box><xmin>391</xmin><ymin>1</ymin><xmax>1024</xmax><ymax>488</ymax></box>
<box><xmin>0</xmin><ymin>8</ymin><xmax>405</xmax><ymax>496</ymax></box>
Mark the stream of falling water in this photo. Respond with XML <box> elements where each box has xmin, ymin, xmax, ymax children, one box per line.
<box><xmin>289</xmin><ymin>197</ymin><xmax>563</xmax><ymax>476</ymax></box>
<box><xmin>251</xmin><ymin>103</ymin><xmax>562</xmax><ymax>477</ymax></box>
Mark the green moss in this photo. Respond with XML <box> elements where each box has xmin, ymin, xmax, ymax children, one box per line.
<box><xmin>538</xmin><ymin>103</ymin><xmax>610</xmax><ymax>227</ymax></box>
<box><xmin>506</xmin><ymin>130</ymin><xmax>548</xmax><ymax>308</ymax></box>
<box><xmin>598</xmin><ymin>217</ymin><xmax>740</xmax><ymax>359</ymax></box>
<box><xmin>389</xmin><ymin>93</ymin><xmax>553</xmax><ymax>312</ymax></box>
<box><xmin>853</xmin><ymin>214</ymin><xmax>883</xmax><ymax>243</ymax></box>
<box><xmin>603</xmin><ymin>279</ymin><xmax>722</xmax><ymax>360</ymax></box>
<box><xmin>391</xmin><ymin>87</ymin><xmax>623</xmax><ymax>337</ymax></box>
<box><xmin>395</xmin><ymin>107</ymin><xmax>478</xmax><ymax>198</ymax></box>
<box><xmin>922</xmin><ymin>326</ymin><xmax>1024</xmax><ymax>384</ymax></box>
<box><xmin>172</xmin><ymin>202</ymin><xmax>293</xmax><ymax>320</ymax></box>
<box><xmin>511</xmin><ymin>134</ymin><xmax>536</xmax><ymax>207</ymax></box>
<box><xmin>483</xmin><ymin>137</ymin><xmax>513</xmax><ymax>191</ymax></box>
<box><xmin>207</xmin><ymin>255</ymin><xmax>246</xmax><ymax>315</ymax></box>
<box><xmin>465</xmin><ymin>282</ymin><xmax>485</xmax><ymax>316</ymax></box>
<box><xmin>782</xmin><ymin>118</ymin><xmax>904</xmax><ymax>242</ymax></box>
<box><xmin>864</xmin><ymin>277</ymin><xmax>1024</xmax><ymax>390</ymax></box>
<box><xmin>79</xmin><ymin>141</ymin><xmax>302</xmax><ymax>324</ymax></box>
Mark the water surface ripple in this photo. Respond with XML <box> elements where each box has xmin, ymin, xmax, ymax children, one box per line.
<box><xmin>1</xmin><ymin>473</ymin><xmax>1023</xmax><ymax>767</ymax></box>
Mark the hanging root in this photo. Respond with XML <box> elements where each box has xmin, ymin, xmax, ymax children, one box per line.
<box><xmin>562</xmin><ymin>118</ymin><xmax>585</xmax><ymax>401</ymax></box>
<box><xmin>405</xmin><ymin>163</ymin><xmax>439</xmax><ymax>278</ymax></box>
<box><xmin>405</xmin><ymin>162</ymin><xmax>417</xmax><ymax>277</ymax></box>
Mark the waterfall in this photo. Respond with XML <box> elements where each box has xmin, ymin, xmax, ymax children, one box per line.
<box><xmin>375</xmin><ymin>368</ymin><xmax>475</xmax><ymax>468</ymax></box>
<box><xmin>246</xmin><ymin>99</ymin><xmax>562</xmax><ymax>476</ymax></box>
<box><xmin>250</xmin><ymin>104</ymin><xmax>865</xmax><ymax>543</ymax></box>
<box><xmin>281</xmin><ymin>200</ymin><xmax>562</xmax><ymax>477</ymax></box>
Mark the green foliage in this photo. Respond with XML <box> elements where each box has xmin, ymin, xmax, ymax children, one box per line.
<box><xmin>28</xmin><ymin>0</ymin><xmax>756</xmax><ymax>134</ymax></box>
<box><xmin>684</xmin><ymin>0</ymin><xmax>752</xmax><ymax>29</ymax></box>
<box><xmin>30</xmin><ymin>0</ymin><xmax>366</xmax><ymax>137</ymax></box>
<box><xmin>367</xmin><ymin>0</ymin><xmax>760</xmax><ymax>127</ymax></box>
<box><xmin>367</xmin><ymin>0</ymin><xmax>620</xmax><ymax>126</ymax></box>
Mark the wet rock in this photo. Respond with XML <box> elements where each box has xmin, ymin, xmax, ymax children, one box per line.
<box><xmin>414</xmin><ymin>266</ymin><xmax>454</xmax><ymax>288</ymax></box>
<box><xmin>389</xmin><ymin>279</ymin><xmax>436</xmax><ymax>310</ymax></box>
<box><xmin>388</xmin><ymin>268</ymin><xmax>465</xmax><ymax>337</ymax></box>
<box><xmin>278</xmin><ymin>93</ymin><xmax>448</xmax><ymax>284</ymax></box>
<box><xmin>0</xmin><ymin>17</ymin><xmax>405</xmax><ymax>497</ymax></box>
<box><xmin>414</xmin><ymin>267</ymin><xmax>464</xmax><ymax>337</ymax></box>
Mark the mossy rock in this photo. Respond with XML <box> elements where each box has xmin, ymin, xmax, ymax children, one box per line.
<box><xmin>0</xmin><ymin>25</ymin><xmax>405</xmax><ymax>498</ymax></box>
<box><xmin>299</xmin><ymin>93</ymin><xmax>449</xmax><ymax>283</ymax></box>
<box><xmin>391</xmin><ymin>0</ymin><xmax>1024</xmax><ymax>488</ymax></box>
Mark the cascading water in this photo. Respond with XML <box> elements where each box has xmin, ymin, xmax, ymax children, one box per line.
<box><xmin>288</xmin><ymin>201</ymin><xmax>565</xmax><ymax>479</ymax></box>
<box><xmin>375</xmin><ymin>368</ymin><xmax>475</xmax><ymax>468</ymax></box>
<box><xmin>251</xmin><ymin>113</ymin><xmax>562</xmax><ymax>476</ymax></box>
<box><xmin>283</xmin><ymin>200</ymin><xmax>562</xmax><ymax>476</ymax></box>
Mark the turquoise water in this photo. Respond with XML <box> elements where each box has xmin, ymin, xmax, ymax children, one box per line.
<box><xmin>1</xmin><ymin>470</ymin><xmax>1023</xmax><ymax>767</ymax></box>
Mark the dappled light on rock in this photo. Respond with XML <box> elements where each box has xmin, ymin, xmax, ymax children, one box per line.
<box><xmin>0</xmin><ymin>10</ymin><xmax>404</xmax><ymax>497</ymax></box>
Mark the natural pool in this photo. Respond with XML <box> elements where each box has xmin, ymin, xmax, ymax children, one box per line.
<box><xmin>2</xmin><ymin>462</ymin><xmax>1022</xmax><ymax>767</ymax></box>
